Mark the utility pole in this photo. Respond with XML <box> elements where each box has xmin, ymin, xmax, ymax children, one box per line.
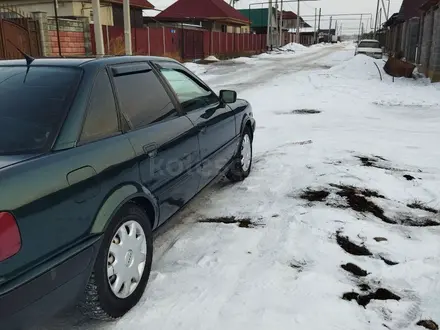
<box><xmin>328</xmin><ymin>16</ymin><xmax>332</xmax><ymax>42</ymax></box>
<box><xmin>275</xmin><ymin>0</ymin><xmax>279</xmax><ymax>47</ymax></box>
<box><xmin>317</xmin><ymin>8</ymin><xmax>321</xmax><ymax>42</ymax></box>
<box><xmin>296</xmin><ymin>0</ymin><xmax>301</xmax><ymax>43</ymax></box>
<box><xmin>267</xmin><ymin>0</ymin><xmax>273</xmax><ymax>49</ymax></box>
<box><xmin>123</xmin><ymin>0</ymin><xmax>132</xmax><ymax>55</ymax></box>
<box><xmin>374</xmin><ymin>0</ymin><xmax>380</xmax><ymax>37</ymax></box>
<box><xmin>358</xmin><ymin>14</ymin><xmax>363</xmax><ymax>41</ymax></box>
<box><xmin>378</xmin><ymin>7</ymin><xmax>382</xmax><ymax>31</ymax></box>
<box><xmin>53</xmin><ymin>0</ymin><xmax>62</xmax><ymax>56</ymax></box>
<box><xmin>279</xmin><ymin>0</ymin><xmax>284</xmax><ymax>46</ymax></box>
<box><xmin>313</xmin><ymin>7</ymin><xmax>317</xmax><ymax>44</ymax></box>
<box><xmin>387</xmin><ymin>0</ymin><xmax>390</xmax><ymax>20</ymax></box>
<box><xmin>92</xmin><ymin>0</ymin><xmax>105</xmax><ymax>57</ymax></box>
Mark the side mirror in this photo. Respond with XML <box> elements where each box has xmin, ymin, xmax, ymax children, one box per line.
<box><xmin>219</xmin><ymin>90</ymin><xmax>237</xmax><ymax>104</ymax></box>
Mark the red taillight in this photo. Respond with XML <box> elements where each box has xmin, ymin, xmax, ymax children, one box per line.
<box><xmin>0</xmin><ymin>212</ymin><xmax>21</xmax><ymax>261</ymax></box>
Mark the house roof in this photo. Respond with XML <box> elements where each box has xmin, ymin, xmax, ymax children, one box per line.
<box><xmin>279</xmin><ymin>10</ymin><xmax>297</xmax><ymax>19</ymax></box>
<box><xmin>384</xmin><ymin>12</ymin><xmax>404</xmax><ymax>27</ymax></box>
<box><xmin>239</xmin><ymin>8</ymin><xmax>310</xmax><ymax>28</ymax></box>
<box><xmin>156</xmin><ymin>0</ymin><xmax>249</xmax><ymax>25</ymax></box>
<box><xmin>420</xmin><ymin>0</ymin><xmax>440</xmax><ymax>11</ymax></box>
<box><xmin>399</xmin><ymin>0</ymin><xmax>425</xmax><ymax>20</ymax></box>
<box><xmin>108</xmin><ymin>0</ymin><xmax>154</xmax><ymax>9</ymax></box>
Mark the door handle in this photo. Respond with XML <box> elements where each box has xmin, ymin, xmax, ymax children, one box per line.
<box><xmin>143</xmin><ymin>143</ymin><xmax>158</xmax><ymax>158</ymax></box>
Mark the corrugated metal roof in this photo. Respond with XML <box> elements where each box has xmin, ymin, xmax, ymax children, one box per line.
<box><xmin>156</xmin><ymin>0</ymin><xmax>249</xmax><ymax>24</ymax></box>
<box><xmin>420</xmin><ymin>0</ymin><xmax>440</xmax><ymax>11</ymax></box>
<box><xmin>238</xmin><ymin>8</ymin><xmax>274</xmax><ymax>27</ymax></box>
<box><xmin>399</xmin><ymin>0</ymin><xmax>425</xmax><ymax>20</ymax></box>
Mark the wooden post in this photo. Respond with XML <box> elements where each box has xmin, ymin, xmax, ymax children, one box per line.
<box><xmin>162</xmin><ymin>26</ymin><xmax>166</xmax><ymax>55</ymax></box>
<box><xmin>147</xmin><ymin>26</ymin><xmax>151</xmax><ymax>55</ymax></box>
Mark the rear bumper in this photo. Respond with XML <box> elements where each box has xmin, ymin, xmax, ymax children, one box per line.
<box><xmin>0</xmin><ymin>236</ymin><xmax>101</xmax><ymax>330</ymax></box>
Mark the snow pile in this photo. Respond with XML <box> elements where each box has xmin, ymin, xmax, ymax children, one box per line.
<box><xmin>327</xmin><ymin>54</ymin><xmax>383</xmax><ymax>80</ymax></box>
<box><xmin>204</xmin><ymin>55</ymin><xmax>220</xmax><ymax>62</ymax></box>
<box><xmin>231</xmin><ymin>56</ymin><xmax>257</xmax><ymax>63</ymax></box>
<box><xmin>281</xmin><ymin>42</ymin><xmax>309</xmax><ymax>52</ymax></box>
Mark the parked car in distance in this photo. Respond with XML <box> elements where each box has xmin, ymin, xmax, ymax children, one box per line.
<box><xmin>355</xmin><ymin>39</ymin><xmax>383</xmax><ymax>59</ymax></box>
<box><xmin>0</xmin><ymin>55</ymin><xmax>255</xmax><ymax>330</ymax></box>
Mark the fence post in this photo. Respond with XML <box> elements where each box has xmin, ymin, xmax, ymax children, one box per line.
<box><xmin>147</xmin><ymin>26</ymin><xmax>151</xmax><ymax>55</ymax></box>
<box><xmin>226</xmin><ymin>32</ymin><xmax>228</xmax><ymax>53</ymax></box>
<box><xmin>79</xmin><ymin>16</ymin><xmax>93</xmax><ymax>56</ymax></box>
<box><xmin>210</xmin><ymin>29</ymin><xmax>213</xmax><ymax>55</ymax></box>
<box><xmin>162</xmin><ymin>26</ymin><xmax>166</xmax><ymax>55</ymax></box>
<box><xmin>31</xmin><ymin>11</ymin><xmax>50</xmax><ymax>56</ymax></box>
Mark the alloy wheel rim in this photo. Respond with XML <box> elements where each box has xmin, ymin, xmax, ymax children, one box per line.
<box><xmin>241</xmin><ymin>134</ymin><xmax>252</xmax><ymax>172</ymax></box>
<box><xmin>107</xmin><ymin>220</ymin><xmax>147</xmax><ymax>299</ymax></box>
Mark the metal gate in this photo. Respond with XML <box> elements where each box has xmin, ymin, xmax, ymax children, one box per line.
<box><xmin>183</xmin><ymin>30</ymin><xmax>204</xmax><ymax>60</ymax></box>
<box><xmin>0</xmin><ymin>5</ymin><xmax>41</xmax><ymax>59</ymax></box>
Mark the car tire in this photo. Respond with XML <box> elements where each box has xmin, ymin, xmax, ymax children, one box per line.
<box><xmin>78</xmin><ymin>203</ymin><xmax>153</xmax><ymax>320</ymax></box>
<box><xmin>227</xmin><ymin>127</ymin><xmax>253</xmax><ymax>182</ymax></box>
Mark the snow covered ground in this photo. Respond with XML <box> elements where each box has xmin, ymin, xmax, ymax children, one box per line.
<box><xmin>40</xmin><ymin>43</ymin><xmax>440</xmax><ymax>330</ymax></box>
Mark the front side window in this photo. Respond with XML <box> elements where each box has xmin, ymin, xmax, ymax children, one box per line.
<box><xmin>80</xmin><ymin>70</ymin><xmax>119</xmax><ymax>143</ymax></box>
<box><xmin>0</xmin><ymin>66</ymin><xmax>81</xmax><ymax>155</ymax></box>
<box><xmin>158</xmin><ymin>67</ymin><xmax>218</xmax><ymax>112</ymax></box>
<box><xmin>113</xmin><ymin>69</ymin><xmax>177</xmax><ymax>130</ymax></box>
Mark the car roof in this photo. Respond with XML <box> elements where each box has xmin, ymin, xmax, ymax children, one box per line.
<box><xmin>0</xmin><ymin>56</ymin><xmax>179</xmax><ymax>69</ymax></box>
<box><xmin>359</xmin><ymin>39</ymin><xmax>379</xmax><ymax>43</ymax></box>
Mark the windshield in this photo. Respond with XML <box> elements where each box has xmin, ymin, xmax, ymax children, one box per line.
<box><xmin>358</xmin><ymin>41</ymin><xmax>380</xmax><ymax>49</ymax></box>
<box><xmin>0</xmin><ymin>66</ymin><xmax>81</xmax><ymax>155</ymax></box>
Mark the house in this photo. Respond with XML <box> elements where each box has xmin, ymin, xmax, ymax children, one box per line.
<box><xmin>238</xmin><ymin>8</ymin><xmax>278</xmax><ymax>35</ymax></box>
<box><xmin>2</xmin><ymin>0</ymin><xmax>153</xmax><ymax>27</ymax></box>
<box><xmin>278</xmin><ymin>10</ymin><xmax>311</xmax><ymax>30</ymax></box>
<box><xmin>418</xmin><ymin>0</ymin><xmax>440</xmax><ymax>81</ymax></box>
<box><xmin>151</xmin><ymin>0</ymin><xmax>250</xmax><ymax>33</ymax></box>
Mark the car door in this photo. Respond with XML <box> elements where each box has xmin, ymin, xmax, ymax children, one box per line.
<box><xmin>153</xmin><ymin>61</ymin><xmax>238</xmax><ymax>189</ymax></box>
<box><xmin>110</xmin><ymin>62</ymin><xmax>200</xmax><ymax>225</ymax></box>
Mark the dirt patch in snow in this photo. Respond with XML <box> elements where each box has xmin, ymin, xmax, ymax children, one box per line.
<box><xmin>342</xmin><ymin>288</ymin><xmax>401</xmax><ymax>307</ymax></box>
<box><xmin>399</xmin><ymin>215</ymin><xmax>440</xmax><ymax>227</ymax></box>
<box><xmin>199</xmin><ymin>216</ymin><xmax>262</xmax><ymax>228</ymax></box>
<box><xmin>407</xmin><ymin>201</ymin><xmax>438</xmax><ymax>214</ymax></box>
<box><xmin>291</xmin><ymin>109</ymin><xmax>322</xmax><ymax>114</ymax></box>
<box><xmin>333</xmin><ymin>185</ymin><xmax>393</xmax><ymax>224</ymax></box>
<box><xmin>374</xmin><ymin>237</ymin><xmax>388</xmax><ymax>242</ymax></box>
<box><xmin>341</xmin><ymin>263</ymin><xmax>368</xmax><ymax>277</ymax></box>
<box><xmin>380</xmin><ymin>256</ymin><xmax>399</xmax><ymax>266</ymax></box>
<box><xmin>404</xmin><ymin>174</ymin><xmax>416</xmax><ymax>181</ymax></box>
<box><xmin>289</xmin><ymin>260</ymin><xmax>307</xmax><ymax>272</ymax></box>
<box><xmin>299</xmin><ymin>189</ymin><xmax>330</xmax><ymax>202</ymax></box>
<box><xmin>356</xmin><ymin>155</ymin><xmax>405</xmax><ymax>172</ymax></box>
<box><xmin>336</xmin><ymin>233</ymin><xmax>373</xmax><ymax>256</ymax></box>
<box><xmin>417</xmin><ymin>320</ymin><xmax>439</xmax><ymax>330</ymax></box>
<box><xmin>358</xmin><ymin>283</ymin><xmax>371</xmax><ymax>292</ymax></box>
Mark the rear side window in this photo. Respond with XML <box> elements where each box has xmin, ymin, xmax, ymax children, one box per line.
<box><xmin>0</xmin><ymin>66</ymin><xmax>80</xmax><ymax>155</ymax></box>
<box><xmin>80</xmin><ymin>70</ymin><xmax>119</xmax><ymax>143</ymax></box>
<box><xmin>359</xmin><ymin>41</ymin><xmax>380</xmax><ymax>48</ymax></box>
<box><xmin>113</xmin><ymin>69</ymin><xmax>177</xmax><ymax>130</ymax></box>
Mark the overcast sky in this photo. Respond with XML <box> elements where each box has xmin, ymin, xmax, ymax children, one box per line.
<box><xmin>147</xmin><ymin>0</ymin><xmax>403</xmax><ymax>34</ymax></box>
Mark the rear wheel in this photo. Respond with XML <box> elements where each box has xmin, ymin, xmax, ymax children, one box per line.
<box><xmin>227</xmin><ymin>127</ymin><xmax>253</xmax><ymax>182</ymax></box>
<box><xmin>78</xmin><ymin>203</ymin><xmax>153</xmax><ymax>320</ymax></box>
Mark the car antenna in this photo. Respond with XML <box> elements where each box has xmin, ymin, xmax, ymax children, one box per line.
<box><xmin>7</xmin><ymin>39</ymin><xmax>35</xmax><ymax>82</ymax></box>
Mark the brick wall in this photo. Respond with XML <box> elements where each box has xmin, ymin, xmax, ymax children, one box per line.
<box><xmin>47</xmin><ymin>18</ymin><xmax>86</xmax><ymax>56</ymax></box>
